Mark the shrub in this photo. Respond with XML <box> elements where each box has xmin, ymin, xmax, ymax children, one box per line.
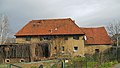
<box><xmin>30</xmin><ymin>66</ymin><xmax>37</xmax><ymax>68</ymax></box>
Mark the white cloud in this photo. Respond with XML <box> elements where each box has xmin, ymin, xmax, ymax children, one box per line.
<box><xmin>0</xmin><ymin>0</ymin><xmax>120</xmax><ymax>34</ymax></box>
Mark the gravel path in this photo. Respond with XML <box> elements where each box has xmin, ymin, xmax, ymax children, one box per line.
<box><xmin>112</xmin><ymin>64</ymin><xmax>120</xmax><ymax>68</ymax></box>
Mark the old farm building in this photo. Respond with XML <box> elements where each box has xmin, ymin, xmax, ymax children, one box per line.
<box><xmin>15</xmin><ymin>18</ymin><xmax>112</xmax><ymax>57</ymax></box>
<box><xmin>15</xmin><ymin>18</ymin><xmax>85</xmax><ymax>58</ymax></box>
<box><xmin>0</xmin><ymin>18</ymin><xmax>112</xmax><ymax>63</ymax></box>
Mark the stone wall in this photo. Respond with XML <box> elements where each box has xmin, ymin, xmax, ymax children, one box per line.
<box><xmin>63</xmin><ymin>36</ymin><xmax>85</xmax><ymax>57</ymax></box>
<box><xmin>16</xmin><ymin>35</ymin><xmax>85</xmax><ymax>57</ymax></box>
<box><xmin>16</xmin><ymin>36</ymin><xmax>112</xmax><ymax>57</ymax></box>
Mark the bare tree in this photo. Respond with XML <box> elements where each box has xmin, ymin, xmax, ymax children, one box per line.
<box><xmin>107</xmin><ymin>20</ymin><xmax>120</xmax><ymax>36</ymax></box>
<box><xmin>0</xmin><ymin>14</ymin><xmax>9</xmax><ymax>44</ymax></box>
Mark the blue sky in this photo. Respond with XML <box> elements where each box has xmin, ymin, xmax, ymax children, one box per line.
<box><xmin>0</xmin><ymin>0</ymin><xmax>120</xmax><ymax>36</ymax></box>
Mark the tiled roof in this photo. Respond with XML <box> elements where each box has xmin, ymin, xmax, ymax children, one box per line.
<box><xmin>81</xmin><ymin>27</ymin><xmax>112</xmax><ymax>45</ymax></box>
<box><xmin>15</xmin><ymin>18</ymin><xmax>84</xmax><ymax>36</ymax></box>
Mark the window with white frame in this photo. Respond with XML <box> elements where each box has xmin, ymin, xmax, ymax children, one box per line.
<box><xmin>74</xmin><ymin>46</ymin><xmax>78</xmax><ymax>52</ymax></box>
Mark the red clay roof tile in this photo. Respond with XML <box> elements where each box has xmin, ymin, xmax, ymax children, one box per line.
<box><xmin>81</xmin><ymin>27</ymin><xmax>112</xmax><ymax>45</ymax></box>
<box><xmin>15</xmin><ymin>18</ymin><xmax>84</xmax><ymax>36</ymax></box>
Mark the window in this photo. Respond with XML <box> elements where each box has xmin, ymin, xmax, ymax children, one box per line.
<box><xmin>43</xmin><ymin>36</ymin><xmax>52</xmax><ymax>40</ymax></box>
<box><xmin>95</xmin><ymin>49</ymin><xmax>99</xmax><ymax>53</ymax></box>
<box><xmin>47</xmin><ymin>36</ymin><xmax>52</xmax><ymax>40</ymax></box>
<box><xmin>26</xmin><ymin>36</ymin><xmax>31</xmax><ymax>41</ymax></box>
<box><xmin>43</xmin><ymin>36</ymin><xmax>48</xmax><ymax>40</ymax></box>
<box><xmin>74</xmin><ymin>47</ymin><xmax>78</xmax><ymax>52</ymax></box>
<box><xmin>64</xmin><ymin>36</ymin><xmax>68</xmax><ymax>40</ymax></box>
<box><xmin>73</xmin><ymin>36</ymin><xmax>79</xmax><ymax>40</ymax></box>
<box><xmin>61</xmin><ymin>46</ymin><xmax>64</xmax><ymax>51</ymax></box>
<box><xmin>54</xmin><ymin>47</ymin><xmax>57</xmax><ymax>50</ymax></box>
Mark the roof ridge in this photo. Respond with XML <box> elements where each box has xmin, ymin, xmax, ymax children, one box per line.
<box><xmin>31</xmin><ymin>18</ymin><xmax>71</xmax><ymax>21</ymax></box>
<box><xmin>80</xmin><ymin>26</ymin><xmax>104</xmax><ymax>29</ymax></box>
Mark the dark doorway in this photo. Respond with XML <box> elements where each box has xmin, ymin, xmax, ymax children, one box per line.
<box><xmin>36</xmin><ymin>43</ymin><xmax>50</xmax><ymax>58</ymax></box>
<box><xmin>42</xmin><ymin>43</ymin><xmax>50</xmax><ymax>58</ymax></box>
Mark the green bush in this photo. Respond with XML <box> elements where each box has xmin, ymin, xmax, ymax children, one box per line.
<box><xmin>65</xmin><ymin>56</ymin><xmax>119</xmax><ymax>68</ymax></box>
<box><xmin>112</xmin><ymin>60</ymin><xmax>118</xmax><ymax>65</ymax></box>
<box><xmin>98</xmin><ymin>61</ymin><xmax>118</xmax><ymax>68</ymax></box>
<box><xmin>72</xmin><ymin>56</ymin><xmax>86</xmax><ymax>62</ymax></box>
<box><xmin>30</xmin><ymin>66</ymin><xmax>37</xmax><ymax>68</ymax></box>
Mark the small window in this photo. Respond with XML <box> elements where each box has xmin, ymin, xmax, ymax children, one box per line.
<box><xmin>73</xmin><ymin>36</ymin><xmax>79</xmax><ymax>40</ymax></box>
<box><xmin>64</xmin><ymin>36</ymin><xmax>68</xmax><ymax>40</ymax></box>
<box><xmin>61</xmin><ymin>46</ymin><xmax>64</xmax><ymax>51</ymax></box>
<box><xmin>95</xmin><ymin>49</ymin><xmax>99</xmax><ymax>53</ymax></box>
<box><xmin>54</xmin><ymin>47</ymin><xmax>57</xmax><ymax>50</ymax></box>
<box><xmin>48</xmin><ymin>36</ymin><xmax>52</xmax><ymax>40</ymax></box>
<box><xmin>43</xmin><ymin>36</ymin><xmax>47</xmax><ymax>40</ymax></box>
<box><xmin>26</xmin><ymin>36</ymin><xmax>31</xmax><ymax>41</ymax></box>
<box><xmin>74</xmin><ymin>47</ymin><xmax>78</xmax><ymax>52</ymax></box>
<box><xmin>43</xmin><ymin>36</ymin><xmax>52</xmax><ymax>40</ymax></box>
